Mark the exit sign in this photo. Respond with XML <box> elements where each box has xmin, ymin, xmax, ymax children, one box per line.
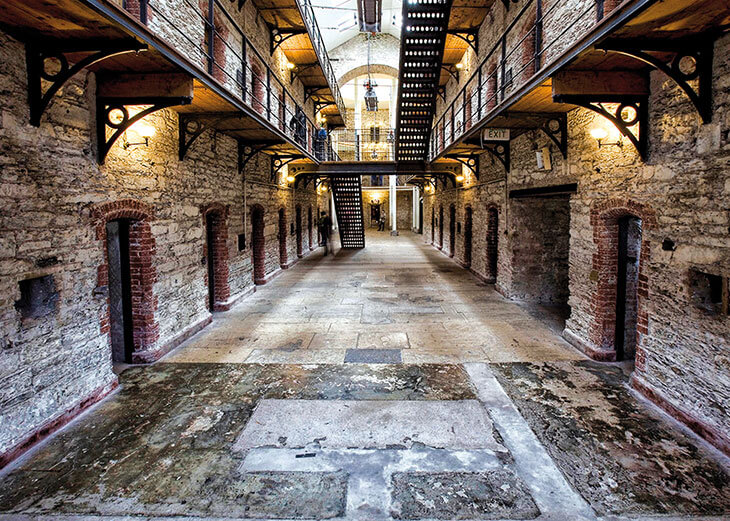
<box><xmin>482</xmin><ymin>128</ymin><xmax>510</xmax><ymax>141</ymax></box>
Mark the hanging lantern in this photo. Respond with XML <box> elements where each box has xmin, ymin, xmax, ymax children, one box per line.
<box><xmin>364</xmin><ymin>85</ymin><xmax>378</xmax><ymax>112</ymax></box>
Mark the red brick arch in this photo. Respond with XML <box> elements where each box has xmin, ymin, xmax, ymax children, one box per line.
<box><xmin>278</xmin><ymin>207</ymin><xmax>288</xmax><ymax>266</ymax></box>
<box><xmin>486</xmin><ymin>204</ymin><xmax>500</xmax><ymax>283</ymax></box>
<box><xmin>251</xmin><ymin>204</ymin><xmax>266</xmax><ymax>283</ymax></box>
<box><xmin>589</xmin><ymin>198</ymin><xmax>656</xmax><ymax>364</ymax></box>
<box><xmin>200</xmin><ymin>202</ymin><xmax>230</xmax><ymax>311</ymax></box>
<box><xmin>90</xmin><ymin>199</ymin><xmax>159</xmax><ymax>363</ymax></box>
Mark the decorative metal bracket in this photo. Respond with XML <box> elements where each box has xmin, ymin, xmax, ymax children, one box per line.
<box><xmin>446</xmin><ymin>30</ymin><xmax>478</xmax><ymax>54</ymax></box>
<box><xmin>596</xmin><ymin>38</ymin><xmax>714</xmax><ymax>123</ymax></box>
<box><xmin>271</xmin><ymin>154</ymin><xmax>306</xmax><ymax>181</ymax></box>
<box><xmin>238</xmin><ymin>140</ymin><xmax>279</xmax><ymax>174</ymax></box>
<box><xmin>270</xmin><ymin>28</ymin><xmax>307</xmax><ymax>55</ymax></box>
<box><xmin>179</xmin><ymin>112</ymin><xmax>241</xmax><ymax>160</ymax></box>
<box><xmin>441</xmin><ymin>65</ymin><xmax>460</xmax><ymax>83</ymax></box>
<box><xmin>26</xmin><ymin>41</ymin><xmax>147</xmax><ymax>126</ymax></box>
<box><xmin>446</xmin><ymin>154</ymin><xmax>480</xmax><ymax>179</ymax></box>
<box><xmin>304</xmin><ymin>86</ymin><xmax>328</xmax><ymax>103</ymax></box>
<box><xmin>482</xmin><ymin>141</ymin><xmax>510</xmax><ymax>172</ymax></box>
<box><xmin>290</xmin><ymin>63</ymin><xmax>318</xmax><ymax>84</ymax></box>
<box><xmin>97</xmin><ymin>97</ymin><xmax>191</xmax><ymax>163</ymax></box>
<box><xmin>554</xmin><ymin>94</ymin><xmax>648</xmax><ymax>160</ymax></box>
<box><xmin>437</xmin><ymin>86</ymin><xmax>446</xmax><ymax>103</ymax></box>
<box><xmin>539</xmin><ymin>113</ymin><xmax>568</xmax><ymax>159</ymax></box>
<box><xmin>314</xmin><ymin>100</ymin><xmax>335</xmax><ymax>112</ymax></box>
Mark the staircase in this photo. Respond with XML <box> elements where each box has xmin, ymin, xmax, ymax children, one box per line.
<box><xmin>330</xmin><ymin>175</ymin><xmax>365</xmax><ymax>248</ymax></box>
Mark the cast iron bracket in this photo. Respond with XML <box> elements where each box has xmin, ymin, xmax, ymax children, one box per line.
<box><xmin>539</xmin><ymin>113</ymin><xmax>568</xmax><ymax>159</ymax></box>
<box><xmin>446</xmin><ymin>154</ymin><xmax>480</xmax><ymax>179</ymax></box>
<box><xmin>304</xmin><ymin>86</ymin><xmax>328</xmax><ymax>103</ymax></box>
<box><xmin>290</xmin><ymin>63</ymin><xmax>319</xmax><ymax>84</ymax></box>
<box><xmin>179</xmin><ymin>112</ymin><xmax>241</xmax><ymax>160</ymax></box>
<box><xmin>314</xmin><ymin>100</ymin><xmax>335</xmax><ymax>112</ymax></box>
<box><xmin>441</xmin><ymin>64</ymin><xmax>460</xmax><ymax>83</ymax></box>
<box><xmin>238</xmin><ymin>140</ymin><xmax>279</xmax><ymax>174</ymax></box>
<box><xmin>446</xmin><ymin>30</ymin><xmax>479</xmax><ymax>55</ymax></box>
<box><xmin>554</xmin><ymin>94</ymin><xmax>648</xmax><ymax>160</ymax></box>
<box><xmin>270</xmin><ymin>28</ymin><xmax>307</xmax><ymax>55</ymax></box>
<box><xmin>500</xmin><ymin>0</ymin><xmax>520</xmax><ymax>11</ymax></box>
<box><xmin>481</xmin><ymin>141</ymin><xmax>510</xmax><ymax>172</ymax></box>
<box><xmin>437</xmin><ymin>86</ymin><xmax>446</xmax><ymax>103</ymax></box>
<box><xmin>97</xmin><ymin>96</ymin><xmax>191</xmax><ymax>163</ymax></box>
<box><xmin>271</xmin><ymin>154</ymin><xmax>306</xmax><ymax>182</ymax></box>
<box><xmin>26</xmin><ymin>40</ymin><xmax>147</xmax><ymax>126</ymax></box>
<box><xmin>596</xmin><ymin>37</ymin><xmax>714</xmax><ymax>123</ymax></box>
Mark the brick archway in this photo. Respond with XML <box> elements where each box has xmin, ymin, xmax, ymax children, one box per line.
<box><xmin>308</xmin><ymin>206</ymin><xmax>314</xmax><ymax>251</ymax></box>
<box><xmin>251</xmin><ymin>205</ymin><xmax>266</xmax><ymax>284</ymax></box>
<box><xmin>431</xmin><ymin>206</ymin><xmax>435</xmax><ymax>244</ymax></box>
<box><xmin>589</xmin><ymin>198</ymin><xmax>656</xmax><ymax>364</ymax></box>
<box><xmin>90</xmin><ymin>199</ymin><xmax>159</xmax><ymax>363</ymax></box>
<box><xmin>201</xmin><ymin>202</ymin><xmax>230</xmax><ymax>311</ymax></box>
<box><xmin>449</xmin><ymin>204</ymin><xmax>456</xmax><ymax>258</ymax></box>
<box><xmin>438</xmin><ymin>205</ymin><xmax>444</xmax><ymax>249</ymax></box>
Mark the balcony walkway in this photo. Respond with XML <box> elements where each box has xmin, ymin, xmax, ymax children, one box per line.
<box><xmin>0</xmin><ymin>231</ymin><xmax>729</xmax><ymax>520</ymax></box>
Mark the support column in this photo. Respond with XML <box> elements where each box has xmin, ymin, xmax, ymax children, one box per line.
<box><xmin>390</xmin><ymin>175</ymin><xmax>398</xmax><ymax>236</ymax></box>
<box><xmin>330</xmin><ymin>191</ymin><xmax>338</xmax><ymax>232</ymax></box>
<box><xmin>412</xmin><ymin>186</ymin><xmax>419</xmax><ymax>232</ymax></box>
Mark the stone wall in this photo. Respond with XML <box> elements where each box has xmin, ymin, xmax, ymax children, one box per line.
<box><xmin>424</xmin><ymin>33</ymin><xmax>730</xmax><ymax>453</ymax></box>
<box><xmin>0</xmin><ymin>29</ymin><xmax>320</xmax><ymax>465</ymax></box>
<box><xmin>362</xmin><ymin>188</ymin><xmax>413</xmax><ymax>231</ymax></box>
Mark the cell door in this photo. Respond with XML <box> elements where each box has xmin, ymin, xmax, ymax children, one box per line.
<box><xmin>106</xmin><ymin>220</ymin><xmax>134</xmax><ymax>363</ymax></box>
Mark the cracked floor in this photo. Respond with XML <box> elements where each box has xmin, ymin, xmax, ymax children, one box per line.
<box><xmin>1</xmin><ymin>232</ymin><xmax>729</xmax><ymax>520</ymax></box>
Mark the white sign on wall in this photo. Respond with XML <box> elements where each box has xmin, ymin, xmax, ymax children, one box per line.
<box><xmin>482</xmin><ymin>128</ymin><xmax>510</xmax><ymax>142</ymax></box>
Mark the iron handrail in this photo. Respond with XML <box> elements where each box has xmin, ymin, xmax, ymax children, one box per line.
<box><xmin>137</xmin><ymin>0</ymin><xmax>319</xmax><ymax>157</ymax></box>
<box><xmin>327</xmin><ymin>128</ymin><xmax>396</xmax><ymax>161</ymax></box>
<box><xmin>296</xmin><ymin>0</ymin><xmax>347</xmax><ymax>118</ymax></box>
<box><xmin>429</xmin><ymin>0</ymin><xmax>611</xmax><ymax>160</ymax></box>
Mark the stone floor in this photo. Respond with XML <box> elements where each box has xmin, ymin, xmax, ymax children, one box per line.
<box><xmin>1</xmin><ymin>231</ymin><xmax>729</xmax><ymax>521</ymax></box>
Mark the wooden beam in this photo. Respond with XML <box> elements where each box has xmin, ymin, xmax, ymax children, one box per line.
<box><xmin>97</xmin><ymin>73</ymin><xmax>194</xmax><ymax>99</ymax></box>
<box><xmin>552</xmin><ymin>71</ymin><xmax>648</xmax><ymax>97</ymax></box>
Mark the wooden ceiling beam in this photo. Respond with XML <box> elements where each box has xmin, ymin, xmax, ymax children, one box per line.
<box><xmin>97</xmin><ymin>73</ymin><xmax>194</xmax><ymax>99</ymax></box>
<box><xmin>551</xmin><ymin>70</ymin><xmax>649</xmax><ymax>97</ymax></box>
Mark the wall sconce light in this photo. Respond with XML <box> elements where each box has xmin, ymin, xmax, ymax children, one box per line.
<box><xmin>371</xmin><ymin>198</ymin><xmax>381</xmax><ymax>205</ymax></box>
<box><xmin>123</xmin><ymin>120</ymin><xmax>156</xmax><ymax>149</ymax></box>
<box><xmin>286</xmin><ymin>61</ymin><xmax>295</xmax><ymax>70</ymax></box>
<box><xmin>590</xmin><ymin>127</ymin><xmax>622</xmax><ymax>149</ymax></box>
<box><xmin>425</xmin><ymin>185</ymin><xmax>434</xmax><ymax>193</ymax></box>
<box><xmin>286</xmin><ymin>175</ymin><xmax>296</xmax><ymax>183</ymax></box>
<box><xmin>455</xmin><ymin>62</ymin><xmax>463</xmax><ymax>70</ymax></box>
<box><xmin>455</xmin><ymin>174</ymin><xmax>464</xmax><ymax>182</ymax></box>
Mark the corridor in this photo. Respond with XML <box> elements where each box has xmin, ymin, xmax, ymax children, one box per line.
<box><xmin>0</xmin><ymin>232</ymin><xmax>729</xmax><ymax>520</ymax></box>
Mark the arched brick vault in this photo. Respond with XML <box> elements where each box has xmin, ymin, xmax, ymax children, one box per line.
<box><xmin>337</xmin><ymin>65</ymin><xmax>398</xmax><ymax>88</ymax></box>
<box><xmin>589</xmin><ymin>198</ymin><xmax>657</xmax><ymax>364</ymax></box>
<box><xmin>90</xmin><ymin>199</ymin><xmax>159</xmax><ymax>363</ymax></box>
<box><xmin>200</xmin><ymin>202</ymin><xmax>230</xmax><ymax>311</ymax></box>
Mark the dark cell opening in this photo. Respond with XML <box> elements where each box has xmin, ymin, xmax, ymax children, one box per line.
<box><xmin>15</xmin><ymin>275</ymin><xmax>58</xmax><ymax>320</ymax></box>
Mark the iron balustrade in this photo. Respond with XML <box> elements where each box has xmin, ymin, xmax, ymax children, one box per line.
<box><xmin>129</xmin><ymin>0</ymin><xmax>321</xmax><ymax>157</ymax></box>
<box><xmin>297</xmin><ymin>0</ymin><xmax>346</xmax><ymax>118</ymax></box>
<box><xmin>430</xmin><ymin>0</ymin><xmax>615</xmax><ymax>160</ymax></box>
<box><xmin>325</xmin><ymin>128</ymin><xmax>396</xmax><ymax>161</ymax></box>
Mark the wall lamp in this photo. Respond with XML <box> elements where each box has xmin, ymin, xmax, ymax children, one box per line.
<box><xmin>455</xmin><ymin>174</ymin><xmax>464</xmax><ymax>182</ymax></box>
<box><xmin>286</xmin><ymin>175</ymin><xmax>296</xmax><ymax>183</ymax></box>
<box><xmin>123</xmin><ymin>121</ymin><xmax>156</xmax><ymax>149</ymax></box>
<box><xmin>590</xmin><ymin>127</ymin><xmax>622</xmax><ymax>149</ymax></box>
<box><xmin>286</xmin><ymin>61</ymin><xmax>296</xmax><ymax>70</ymax></box>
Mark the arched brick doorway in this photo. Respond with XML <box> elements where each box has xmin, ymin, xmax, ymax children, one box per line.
<box><xmin>589</xmin><ymin>199</ymin><xmax>655</xmax><ymax>363</ymax></box>
<box><xmin>438</xmin><ymin>205</ymin><xmax>444</xmax><ymax>249</ymax></box>
<box><xmin>449</xmin><ymin>204</ymin><xmax>456</xmax><ymax>258</ymax></box>
<box><xmin>278</xmin><ymin>207</ymin><xmax>288</xmax><ymax>267</ymax></box>
<box><xmin>91</xmin><ymin>200</ymin><xmax>159</xmax><ymax>364</ymax></box>
<box><xmin>464</xmin><ymin>206</ymin><xmax>473</xmax><ymax>268</ymax></box>
<box><xmin>308</xmin><ymin>206</ymin><xmax>314</xmax><ymax>251</ymax></box>
<box><xmin>251</xmin><ymin>205</ymin><xmax>265</xmax><ymax>284</ymax></box>
<box><xmin>201</xmin><ymin>203</ymin><xmax>230</xmax><ymax>312</ymax></box>
<box><xmin>486</xmin><ymin>206</ymin><xmax>499</xmax><ymax>283</ymax></box>
<box><xmin>296</xmin><ymin>205</ymin><xmax>303</xmax><ymax>258</ymax></box>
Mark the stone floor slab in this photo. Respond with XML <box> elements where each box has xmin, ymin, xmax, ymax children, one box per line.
<box><xmin>234</xmin><ymin>399</ymin><xmax>505</xmax><ymax>451</ymax></box>
<box><xmin>345</xmin><ymin>348</ymin><xmax>402</xmax><ymax>363</ymax></box>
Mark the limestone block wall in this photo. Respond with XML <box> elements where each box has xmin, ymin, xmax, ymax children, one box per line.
<box><xmin>330</xmin><ymin>33</ymin><xmax>400</xmax><ymax>84</ymax></box>
<box><xmin>0</xmin><ymin>29</ymin><xmax>319</xmax><ymax>465</ymax></box>
<box><xmin>424</xmin><ymin>33</ymin><xmax>730</xmax><ymax>452</ymax></box>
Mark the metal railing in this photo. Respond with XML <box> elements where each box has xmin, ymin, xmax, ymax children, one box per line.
<box><xmin>297</xmin><ymin>0</ymin><xmax>346</xmax><ymax>118</ymax></box>
<box><xmin>127</xmin><ymin>0</ymin><xmax>320</xmax><ymax>157</ymax></box>
<box><xmin>324</xmin><ymin>128</ymin><xmax>396</xmax><ymax>161</ymax></box>
<box><xmin>430</xmin><ymin>0</ymin><xmax>617</xmax><ymax>160</ymax></box>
